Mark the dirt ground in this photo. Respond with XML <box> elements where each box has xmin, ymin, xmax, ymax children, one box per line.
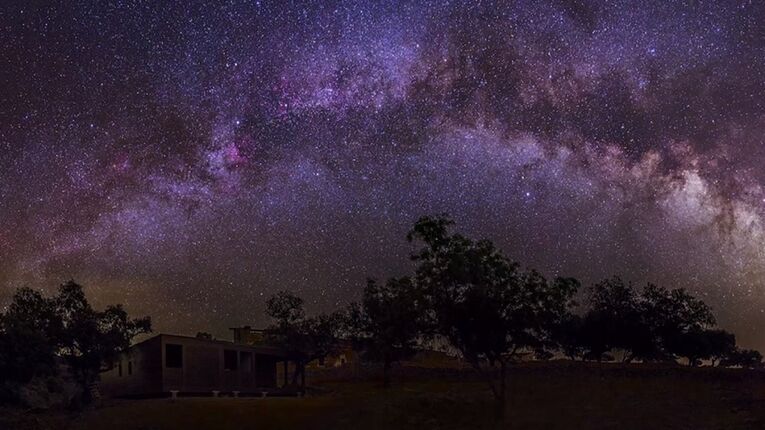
<box><xmin>5</xmin><ymin>362</ymin><xmax>765</xmax><ymax>430</ymax></box>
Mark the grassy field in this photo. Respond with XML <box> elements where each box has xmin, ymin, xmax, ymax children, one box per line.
<box><xmin>6</xmin><ymin>362</ymin><xmax>765</xmax><ymax>429</ymax></box>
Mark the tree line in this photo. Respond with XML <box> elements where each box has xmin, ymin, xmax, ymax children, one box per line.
<box><xmin>0</xmin><ymin>215</ymin><xmax>760</xmax><ymax>414</ymax></box>
<box><xmin>555</xmin><ymin>277</ymin><xmax>761</xmax><ymax>367</ymax></box>
<box><xmin>263</xmin><ymin>215</ymin><xmax>763</xmax><ymax>419</ymax></box>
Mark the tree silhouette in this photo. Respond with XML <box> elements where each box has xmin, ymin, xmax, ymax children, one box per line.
<box><xmin>640</xmin><ymin>283</ymin><xmax>716</xmax><ymax>362</ymax></box>
<box><xmin>348</xmin><ymin>277</ymin><xmax>428</xmax><ymax>388</ymax></box>
<box><xmin>55</xmin><ymin>281</ymin><xmax>151</xmax><ymax>404</ymax></box>
<box><xmin>266</xmin><ymin>291</ymin><xmax>305</xmax><ymax>323</ymax></box>
<box><xmin>706</xmin><ymin>330</ymin><xmax>737</xmax><ymax>367</ymax></box>
<box><xmin>0</xmin><ymin>281</ymin><xmax>151</xmax><ymax>406</ymax></box>
<box><xmin>264</xmin><ymin>291</ymin><xmax>343</xmax><ymax>394</ymax></box>
<box><xmin>407</xmin><ymin>215</ymin><xmax>578</xmax><ymax>419</ymax></box>
<box><xmin>578</xmin><ymin>311</ymin><xmax>616</xmax><ymax>362</ymax></box>
<box><xmin>551</xmin><ymin>313</ymin><xmax>586</xmax><ymax>360</ymax></box>
<box><xmin>0</xmin><ymin>288</ymin><xmax>61</xmax><ymax>398</ymax></box>
<box><xmin>566</xmin><ymin>278</ymin><xmax>649</xmax><ymax>362</ymax></box>
<box><xmin>721</xmin><ymin>348</ymin><xmax>764</xmax><ymax>369</ymax></box>
<box><xmin>670</xmin><ymin>328</ymin><xmax>736</xmax><ymax>367</ymax></box>
<box><xmin>574</xmin><ymin>279</ymin><xmax>720</xmax><ymax>364</ymax></box>
<box><xmin>580</xmin><ymin>277</ymin><xmax>648</xmax><ymax>362</ymax></box>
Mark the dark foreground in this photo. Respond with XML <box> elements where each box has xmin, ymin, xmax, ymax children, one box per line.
<box><xmin>5</xmin><ymin>362</ymin><xmax>765</xmax><ymax>430</ymax></box>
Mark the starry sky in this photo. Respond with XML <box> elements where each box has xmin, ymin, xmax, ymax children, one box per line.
<box><xmin>1</xmin><ymin>0</ymin><xmax>765</xmax><ymax>347</ymax></box>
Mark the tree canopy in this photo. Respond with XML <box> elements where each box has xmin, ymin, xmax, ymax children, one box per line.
<box><xmin>407</xmin><ymin>215</ymin><xmax>579</xmax><ymax>417</ymax></box>
<box><xmin>347</xmin><ymin>277</ymin><xmax>429</xmax><ymax>387</ymax></box>
<box><xmin>264</xmin><ymin>291</ymin><xmax>344</xmax><ymax>393</ymax></box>
<box><xmin>568</xmin><ymin>278</ymin><xmax>724</xmax><ymax>365</ymax></box>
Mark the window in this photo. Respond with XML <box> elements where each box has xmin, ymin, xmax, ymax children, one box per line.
<box><xmin>240</xmin><ymin>352</ymin><xmax>252</xmax><ymax>372</ymax></box>
<box><xmin>224</xmin><ymin>349</ymin><xmax>238</xmax><ymax>371</ymax></box>
<box><xmin>118</xmin><ymin>361</ymin><xmax>123</xmax><ymax>377</ymax></box>
<box><xmin>128</xmin><ymin>361</ymin><xmax>133</xmax><ymax>375</ymax></box>
<box><xmin>166</xmin><ymin>344</ymin><xmax>183</xmax><ymax>368</ymax></box>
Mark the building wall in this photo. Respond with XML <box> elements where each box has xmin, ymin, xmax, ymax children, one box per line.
<box><xmin>255</xmin><ymin>355</ymin><xmax>278</xmax><ymax>388</ymax></box>
<box><xmin>100</xmin><ymin>334</ymin><xmax>286</xmax><ymax>398</ymax></box>
<box><xmin>160</xmin><ymin>335</ymin><xmax>283</xmax><ymax>394</ymax></box>
<box><xmin>99</xmin><ymin>336</ymin><xmax>163</xmax><ymax>398</ymax></box>
<box><xmin>164</xmin><ymin>338</ymin><xmax>220</xmax><ymax>392</ymax></box>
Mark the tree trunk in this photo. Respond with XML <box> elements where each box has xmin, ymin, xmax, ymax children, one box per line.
<box><xmin>79</xmin><ymin>369</ymin><xmax>94</xmax><ymax>406</ymax></box>
<box><xmin>383</xmin><ymin>360</ymin><xmax>391</xmax><ymax>389</ymax></box>
<box><xmin>300</xmin><ymin>363</ymin><xmax>306</xmax><ymax>395</ymax></box>
<box><xmin>494</xmin><ymin>362</ymin><xmax>507</xmax><ymax>422</ymax></box>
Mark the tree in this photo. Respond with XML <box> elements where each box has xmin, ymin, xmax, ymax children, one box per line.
<box><xmin>581</xmin><ymin>278</ymin><xmax>656</xmax><ymax>363</ymax></box>
<box><xmin>408</xmin><ymin>215</ymin><xmax>579</xmax><ymax>419</ymax></box>
<box><xmin>577</xmin><ymin>311</ymin><xmax>613</xmax><ymax>362</ymax></box>
<box><xmin>0</xmin><ymin>281</ymin><xmax>151</xmax><ymax>406</ymax></box>
<box><xmin>54</xmin><ymin>281</ymin><xmax>152</xmax><ymax>404</ymax></box>
<box><xmin>264</xmin><ymin>291</ymin><xmax>343</xmax><ymax>394</ymax></box>
<box><xmin>706</xmin><ymin>329</ymin><xmax>736</xmax><ymax>367</ymax></box>
<box><xmin>640</xmin><ymin>283</ymin><xmax>716</xmax><ymax>361</ymax></box>
<box><xmin>0</xmin><ymin>288</ymin><xmax>62</xmax><ymax>392</ymax></box>
<box><xmin>574</xmin><ymin>280</ymin><xmax>719</xmax><ymax>364</ymax></box>
<box><xmin>551</xmin><ymin>314</ymin><xmax>586</xmax><ymax>361</ymax></box>
<box><xmin>348</xmin><ymin>277</ymin><xmax>428</xmax><ymax>388</ymax></box>
<box><xmin>670</xmin><ymin>328</ymin><xmax>723</xmax><ymax>367</ymax></box>
<box><xmin>721</xmin><ymin>348</ymin><xmax>764</xmax><ymax>369</ymax></box>
<box><xmin>266</xmin><ymin>291</ymin><xmax>305</xmax><ymax>323</ymax></box>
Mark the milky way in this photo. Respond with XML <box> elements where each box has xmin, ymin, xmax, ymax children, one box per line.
<box><xmin>2</xmin><ymin>1</ymin><xmax>765</xmax><ymax>347</ymax></box>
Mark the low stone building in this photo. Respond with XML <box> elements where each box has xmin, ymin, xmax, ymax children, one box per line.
<box><xmin>99</xmin><ymin>333</ymin><xmax>289</xmax><ymax>398</ymax></box>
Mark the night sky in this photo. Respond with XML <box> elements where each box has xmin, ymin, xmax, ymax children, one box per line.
<box><xmin>2</xmin><ymin>1</ymin><xmax>765</xmax><ymax>348</ymax></box>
